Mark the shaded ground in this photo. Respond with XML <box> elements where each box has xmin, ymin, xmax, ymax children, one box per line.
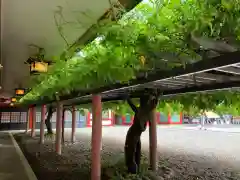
<box><xmin>0</xmin><ymin>132</ymin><xmax>30</xmax><ymax>180</ymax></box>
<box><xmin>14</xmin><ymin>126</ymin><xmax>240</xmax><ymax>180</ymax></box>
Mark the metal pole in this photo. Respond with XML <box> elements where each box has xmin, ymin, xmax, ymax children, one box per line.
<box><xmin>40</xmin><ymin>105</ymin><xmax>46</xmax><ymax>144</ymax></box>
<box><xmin>55</xmin><ymin>102</ymin><xmax>63</xmax><ymax>155</ymax></box>
<box><xmin>91</xmin><ymin>95</ymin><xmax>102</xmax><ymax>180</ymax></box>
<box><xmin>149</xmin><ymin>108</ymin><xmax>158</xmax><ymax>171</ymax></box>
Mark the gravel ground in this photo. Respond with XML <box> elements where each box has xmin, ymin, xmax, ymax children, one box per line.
<box><xmin>14</xmin><ymin>126</ymin><xmax>240</xmax><ymax>180</ymax></box>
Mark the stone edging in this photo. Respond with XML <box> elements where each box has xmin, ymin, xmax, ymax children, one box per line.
<box><xmin>9</xmin><ymin>132</ymin><xmax>38</xmax><ymax>180</ymax></box>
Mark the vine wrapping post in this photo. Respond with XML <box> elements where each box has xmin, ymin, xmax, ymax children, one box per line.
<box><xmin>40</xmin><ymin>105</ymin><xmax>46</xmax><ymax>144</ymax></box>
<box><xmin>45</xmin><ymin>106</ymin><xmax>54</xmax><ymax>134</ymax></box>
<box><xmin>124</xmin><ymin>89</ymin><xmax>159</xmax><ymax>174</ymax></box>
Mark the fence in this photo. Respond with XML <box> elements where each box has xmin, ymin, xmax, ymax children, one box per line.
<box><xmin>0</xmin><ymin>107</ymin><xmax>28</xmax><ymax>130</ymax></box>
<box><xmin>0</xmin><ymin>108</ymin><xmax>184</xmax><ymax>131</ymax></box>
<box><xmin>118</xmin><ymin>112</ymin><xmax>183</xmax><ymax>125</ymax></box>
<box><xmin>33</xmin><ymin>108</ymin><xmax>87</xmax><ymax>129</ymax></box>
<box><xmin>86</xmin><ymin>110</ymin><xmax>114</xmax><ymax>127</ymax></box>
<box><xmin>232</xmin><ymin>117</ymin><xmax>240</xmax><ymax>124</ymax></box>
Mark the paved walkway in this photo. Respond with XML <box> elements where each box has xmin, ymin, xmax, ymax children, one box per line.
<box><xmin>159</xmin><ymin>124</ymin><xmax>240</xmax><ymax>133</ymax></box>
<box><xmin>0</xmin><ymin>132</ymin><xmax>37</xmax><ymax>180</ymax></box>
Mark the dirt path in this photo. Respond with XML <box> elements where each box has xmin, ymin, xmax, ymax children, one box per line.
<box><xmin>14</xmin><ymin>126</ymin><xmax>240</xmax><ymax>179</ymax></box>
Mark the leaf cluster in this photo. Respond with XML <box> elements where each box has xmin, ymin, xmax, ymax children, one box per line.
<box><xmin>65</xmin><ymin>90</ymin><xmax>240</xmax><ymax>116</ymax></box>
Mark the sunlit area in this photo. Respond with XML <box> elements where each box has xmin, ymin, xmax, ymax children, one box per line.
<box><xmin>1</xmin><ymin>0</ymin><xmax>240</xmax><ymax>179</ymax></box>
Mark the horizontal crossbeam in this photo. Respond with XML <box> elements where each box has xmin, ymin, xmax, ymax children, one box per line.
<box><xmin>29</xmin><ymin>51</ymin><xmax>240</xmax><ymax>106</ymax></box>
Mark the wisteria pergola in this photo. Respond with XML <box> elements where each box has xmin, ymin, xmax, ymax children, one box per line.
<box><xmin>26</xmin><ymin>51</ymin><xmax>240</xmax><ymax>180</ymax></box>
<box><xmin>5</xmin><ymin>0</ymin><xmax>240</xmax><ymax>179</ymax></box>
<box><xmin>28</xmin><ymin>51</ymin><xmax>240</xmax><ymax>106</ymax></box>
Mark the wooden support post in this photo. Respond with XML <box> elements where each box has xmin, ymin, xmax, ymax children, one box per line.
<box><xmin>31</xmin><ymin>106</ymin><xmax>36</xmax><ymax>137</ymax></box>
<box><xmin>25</xmin><ymin>107</ymin><xmax>31</xmax><ymax>133</ymax></box>
<box><xmin>91</xmin><ymin>95</ymin><xmax>102</xmax><ymax>180</ymax></box>
<box><xmin>71</xmin><ymin>105</ymin><xmax>76</xmax><ymax>143</ymax></box>
<box><xmin>40</xmin><ymin>105</ymin><xmax>46</xmax><ymax>144</ymax></box>
<box><xmin>55</xmin><ymin>102</ymin><xmax>63</xmax><ymax>155</ymax></box>
<box><xmin>149</xmin><ymin>108</ymin><xmax>158</xmax><ymax>171</ymax></box>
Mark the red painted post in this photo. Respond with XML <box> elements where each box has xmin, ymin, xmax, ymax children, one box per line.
<box><xmin>28</xmin><ymin>106</ymin><xmax>33</xmax><ymax>130</ymax></box>
<box><xmin>55</xmin><ymin>102</ymin><xmax>63</xmax><ymax>155</ymax></box>
<box><xmin>149</xmin><ymin>109</ymin><xmax>157</xmax><ymax>171</ymax></box>
<box><xmin>31</xmin><ymin>106</ymin><xmax>36</xmax><ymax>137</ymax></box>
<box><xmin>179</xmin><ymin>112</ymin><xmax>183</xmax><ymax>124</ymax></box>
<box><xmin>25</xmin><ymin>107</ymin><xmax>31</xmax><ymax>133</ymax></box>
<box><xmin>71</xmin><ymin>105</ymin><xmax>76</xmax><ymax>143</ymax></box>
<box><xmin>91</xmin><ymin>95</ymin><xmax>102</xmax><ymax>180</ymax></box>
<box><xmin>86</xmin><ymin>112</ymin><xmax>91</xmax><ymax>127</ymax></box>
<box><xmin>40</xmin><ymin>105</ymin><xmax>46</xmax><ymax>144</ymax></box>
<box><xmin>168</xmin><ymin>112</ymin><xmax>171</xmax><ymax>124</ymax></box>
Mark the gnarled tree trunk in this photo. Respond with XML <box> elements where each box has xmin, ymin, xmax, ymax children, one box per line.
<box><xmin>45</xmin><ymin>106</ymin><xmax>54</xmax><ymax>134</ymax></box>
<box><xmin>61</xmin><ymin>108</ymin><xmax>66</xmax><ymax>144</ymax></box>
<box><xmin>124</xmin><ymin>89</ymin><xmax>159</xmax><ymax>174</ymax></box>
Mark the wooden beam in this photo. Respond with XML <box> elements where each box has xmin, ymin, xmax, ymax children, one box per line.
<box><xmin>215</xmin><ymin>66</ymin><xmax>240</xmax><ymax>75</ymax></box>
<box><xmin>64</xmin><ymin>81</ymin><xmax>240</xmax><ymax>105</ymax></box>
<box><xmin>57</xmin><ymin>52</ymin><xmax>240</xmax><ymax>104</ymax></box>
<box><xmin>22</xmin><ymin>52</ymin><xmax>240</xmax><ymax>106</ymax></box>
<box><xmin>196</xmin><ymin>72</ymin><xmax>240</xmax><ymax>81</ymax></box>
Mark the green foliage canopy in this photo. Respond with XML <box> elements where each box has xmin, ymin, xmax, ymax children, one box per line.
<box><xmin>20</xmin><ymin>0</ymin><xmax>240</xmax><ymax>114</ymax></box>
<box><xmin>69</xmin><ymin>90</ymin><xmax>240</xmax><ymax>116</ymax></box>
